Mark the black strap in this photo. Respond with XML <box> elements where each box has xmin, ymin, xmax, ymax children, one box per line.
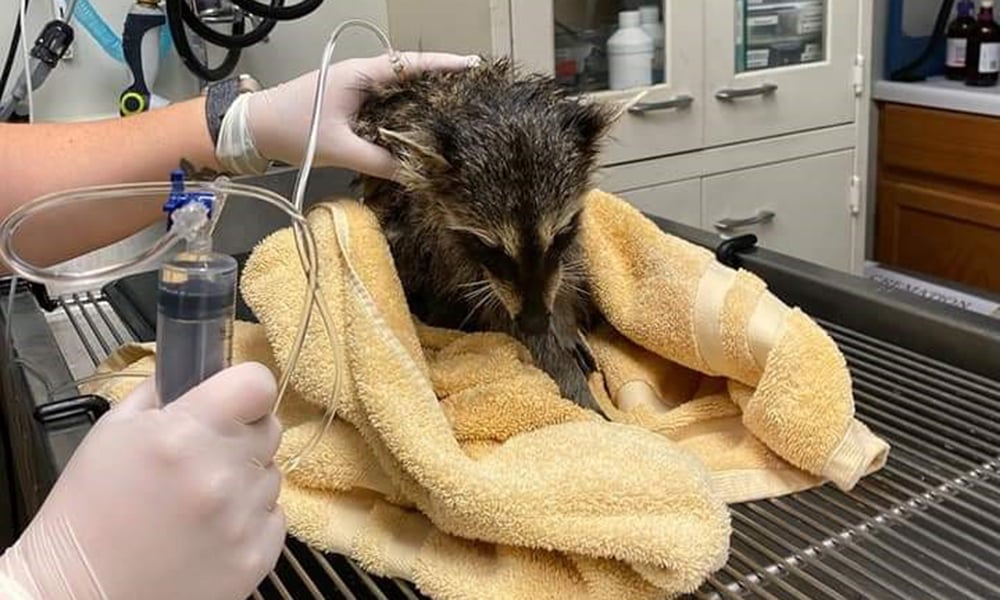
<box><xmin>204</xmin><ymin>76</ymin><xmax>241</xmax><ymax>146</ymax></box>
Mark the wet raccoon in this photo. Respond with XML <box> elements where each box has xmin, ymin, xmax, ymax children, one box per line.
<box><xmin>355</xmin><ymin>58</ymin><xmax>617</xmax><ymax>414</ymax></box>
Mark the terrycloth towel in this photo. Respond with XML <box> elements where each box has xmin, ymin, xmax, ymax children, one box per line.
<box><xmin>90</xmin><ymin>190</ymin><xmax>889</xmax><ymax>599</ymax></box>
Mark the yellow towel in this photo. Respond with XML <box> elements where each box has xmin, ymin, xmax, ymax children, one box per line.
<box><xmin>89</xmin><ymin>190</ymin><xmax>888</xmax><ymax>599</ymax></box>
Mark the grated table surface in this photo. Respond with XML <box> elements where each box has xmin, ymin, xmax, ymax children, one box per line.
<box><xmin>44</xmin><ymin>293</ymin><xmax>1000</xmax><ymax>600</ymax></box>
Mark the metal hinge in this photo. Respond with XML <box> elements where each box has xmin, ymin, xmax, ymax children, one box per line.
<box><xmin>853</xmin><ymin>54</ymin><xmax>865</xmax><ymax>97</ymax></box>
<box><xmin>849</xmin><ymin>175</ymin><xmax>862</xmax><ymax>216</ymax></box>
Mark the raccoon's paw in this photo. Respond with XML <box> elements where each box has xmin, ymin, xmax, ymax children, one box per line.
<box><xmin>559</xmin><ymin>372</ymin><xmax>607</xmax><ymax>419</ymax></box>
<box><xmin>517</xmin><ymin>329</ymin><xmax>608</xmax><ymax>418</ymax></box>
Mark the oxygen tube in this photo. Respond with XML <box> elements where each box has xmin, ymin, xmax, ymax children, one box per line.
<box><xmin>0</xmin><ymin>19</ymin><xmax>395</xmax><ymax>470</ymax></box>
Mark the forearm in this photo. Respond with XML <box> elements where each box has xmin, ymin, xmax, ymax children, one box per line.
<box><xmin>0</xmin><ymin>97</ymin><xmax>218</xmax><ymax>269</ymax></box>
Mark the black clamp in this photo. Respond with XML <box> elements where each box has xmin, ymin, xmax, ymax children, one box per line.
<box><xmin>31</xmin><ymin>20</ymin><xmax>74</xmax><ymax>68</ymax></box>
<box><xmin>29</xmin><ymin>282</ymin><xmax>58</xmax><ymax>312</ymax></box>
<box><xmin>715</xmin><ymin>233</ymin><xmax>759</xmax><ymax>269</ymax></box>
<box><xmin>119</xmin><ymin>12</ymin><xmax>166</xmax><ymax>116</ymax></box>
<box><xmin>34</xmin><ymin>394</ymin><xmax>110</xmax><ymax>426</ymax></box>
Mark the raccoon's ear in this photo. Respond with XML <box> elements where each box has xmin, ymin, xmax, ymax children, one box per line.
<box><xmin>378</xmin><ymin>128</ymin><xmax>450</xmax><ymax>184</ymax></box>
<box><xmin>561</xmin><ymin>101</ymin><xmax>616</xmax><ymax>150</ymax></box>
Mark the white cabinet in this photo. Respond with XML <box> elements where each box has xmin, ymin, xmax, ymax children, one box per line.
<box><xmin>510</xmin><ymin>0</ymin><xmax>704</xmax><ymax>163</ymax></box>
<box><xmin>704</xmin><ymin>0</ymin><xmax>861</xmax><ymax>146</ymax></box>
<box><xmin>617</xmin><ymin>179</ymin><xmax>702</xmax><ymax>228</ymax></box>
<box><xmin>389</xmin><ymin>0</ymin><xmax>863</xmax><ymax>164</ymax></box>
<box><xmin>384</xmin><ymin>0</ymin><xmax>871</xmax><ymax>273</ymax></box>
<box><xmin>702</xmin><ymin>150</ymin><xmax>855</xmax><ymax>271</ymax></box>
<box><xmin>612</xmin><ymin>150</ymin><xmax>856</xmax><ymax>271</ymax></box>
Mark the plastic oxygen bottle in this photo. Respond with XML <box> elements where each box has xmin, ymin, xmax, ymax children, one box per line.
<box><xmin>155</xmin><ymin>171</ymin><xmax>237</xmax><ymax>405</ymax></box>
<box><xmin>607</xmin><ymin>10</ymin><xmax>654</xmax><ymax>90</ymax></box>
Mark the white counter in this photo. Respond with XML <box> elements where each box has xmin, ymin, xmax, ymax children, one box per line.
<box><xmin>874</xmin><ymin>77</ymin><xmax>1000</xmax><ymax>118</ymax></box>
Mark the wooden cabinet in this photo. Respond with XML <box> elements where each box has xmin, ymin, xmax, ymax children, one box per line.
<box><xmin>876</xmin><ymin>103</ymin><xmax>1000</xmax><ymax>294</ymax></box>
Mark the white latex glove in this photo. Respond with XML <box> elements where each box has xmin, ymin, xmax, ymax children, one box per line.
<box><xmin>245</xmin><ymin>51</ymin><xmax>479</xmax><ymax>180</ymax></box>
<box><xmin>0</xmin><ymin>362</ymin><xmax>285</xmax><ymax>600</ymax></box>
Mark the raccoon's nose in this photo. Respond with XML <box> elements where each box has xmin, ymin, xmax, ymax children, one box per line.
<box><xmin>516</xmin><ymin>311</ymin><xmax>551</xmax><ymax>335</ymax></box>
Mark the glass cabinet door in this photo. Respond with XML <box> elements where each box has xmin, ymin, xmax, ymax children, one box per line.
<box><xmin>704</xmin><ymin>0</ymin><xmax>859</xmax><ymax>147</ymax></box>
<box><xmin>735</xmin><ymin>0</ymin><xmax>826</xmax><ymax>73</ymax></box>
<box><xmin>511</xmin><ymin>0</ymin><xmax>705</xmax><ymax>164</ymax></box>
<box><xmin>552</xmin><ymin>0</ymin><xmax>667</xmax><ymax>95</ymax></box>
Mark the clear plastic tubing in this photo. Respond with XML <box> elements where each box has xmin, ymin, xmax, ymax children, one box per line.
<box><xmin>155</xmin><ymin>247</ymin><xmax>238</xmax><ymax>405</ymax></box>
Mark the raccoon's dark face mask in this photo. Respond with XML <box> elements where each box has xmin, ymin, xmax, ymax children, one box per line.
<box><xmin>447</xmin><ymin>211</ymin><xmax>584</xmax><ymax>334</ymax></box>
<box><xmin>379</xmin><ymin>95</ymin><xmax>615</xmax><ymax>332</ymax></box>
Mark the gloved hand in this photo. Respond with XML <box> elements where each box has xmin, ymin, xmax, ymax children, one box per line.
<box><xmin>217</xmin><ymin>51</ymin><xmax>478</xmax><ymax>180</ymax></box>
<box><xmin>0</xmin><ymin>363</ymin><xmax>285</xmax><ymax>600</ymax></box>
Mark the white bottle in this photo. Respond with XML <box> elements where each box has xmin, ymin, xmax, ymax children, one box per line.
<box><xmin>607</xmin><ymin>10</ymin><xmax>654</xmax><ymax>90</ymax></box>
<box><xmin>639</xmin><ymin>5</ymin><xmax>665</xmax><ymax>84</ymax></box>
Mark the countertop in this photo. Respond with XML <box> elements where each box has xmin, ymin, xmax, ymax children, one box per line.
<box><xmin>874</xmin><ymin>76</ymin><xmax>1000</xmax><ymax>117</ymax></box>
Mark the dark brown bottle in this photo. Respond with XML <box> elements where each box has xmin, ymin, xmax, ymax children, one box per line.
<box><xmin>966</xmin><ymin>0</ymin><xmax>1000</xmax><ymax>87</ymax></box>
<box><xmin>947</xmin><ymin>1</ymin><xmax>976</xmax><ymax>80</ymax></box>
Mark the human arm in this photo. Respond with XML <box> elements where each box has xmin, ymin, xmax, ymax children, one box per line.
<box><xmin>0</xmin><ymin>51</ymin><xmax>477</xmax><ymax>270</ymax></box>
<box><xmin>0</xmin><ymin>97</ymin><xmax>218</xmax><ymax>269</ymax></box>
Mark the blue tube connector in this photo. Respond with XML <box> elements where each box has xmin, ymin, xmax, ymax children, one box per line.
<box><xmin>163</xmin><ymin>170</ymin><xmax>214</xmax><ymax>230</ymax></box>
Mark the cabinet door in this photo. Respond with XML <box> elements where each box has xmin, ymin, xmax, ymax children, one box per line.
<box><xmin>876</xmin><ymin>103</ymin><xmax>1000</xmax><ymax>294</ymax></box>
<box><xmin>511</xmin><ymin>0</ymin><xmax>704</xmax><ymax>164</ymax></box>
<box><xmin>617</xmin><ymin>179</ymin><xmax>702</xmax><ymax>228</ymax></box>
<box><xmin>703</xmin><ymin>0</ymin><xmax>860</xmax><ymax>147</ymax></box>
<box><xmin>703</xmin><ymin>150</ymin><xmax>855</xmax><ymax>271</ymax></box>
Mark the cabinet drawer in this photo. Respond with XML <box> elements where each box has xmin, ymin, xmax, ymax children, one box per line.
<box><xmin>879</xmin><ymin>103</ymin><xmax>1000</xmax><ymax>189</ymax></box>
<box><xmin>617</xmin><ymin>179</ymin><xmax>702</xmax><ymax>228</ymax></box>
<box><xmin>703</xmin><ymin>150</ymin><xmax>855</xmax><ymax>271</ymax></box>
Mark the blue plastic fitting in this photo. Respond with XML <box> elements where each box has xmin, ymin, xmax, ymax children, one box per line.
<box><xmin>163</xmin><ymin>169</ymin><xmax>214</xmax><ymax>229</ymax></box>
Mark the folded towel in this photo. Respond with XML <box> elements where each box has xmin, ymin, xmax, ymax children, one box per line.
<box><xmin>89</xmin><ymin>190</ymin><xmax>888</xmax><ymax>599</ymax></box>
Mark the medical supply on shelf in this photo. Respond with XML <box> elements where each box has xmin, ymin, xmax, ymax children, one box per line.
<box><xmin>966</xmin><ymin>0</ymin><xmax>1000</xmax><ymax>86</ymax></box>
<box><xmin>947</xmin><ymin>0</ymin><xmax>976</xmax><ymax>80</ymax></box>
<box><xmin>639</xmin><ymin>5</ymin><xmax>665</xmax><ymax>84</ymax></box>
<box><xmin>607</xmin><ymin>10</ymin><xmax>653</xmax><ymax>91</ymax></box>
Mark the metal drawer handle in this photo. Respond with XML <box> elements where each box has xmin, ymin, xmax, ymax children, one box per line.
<box><xmin>714</xmin><ymin>210</ymin><xmax>775</xmax><ymax>232</ymax></box>
<box><xmin>628</xmin><ymin>94</ymin><xmax>695</xmax><ymax>114</ymax></box>
<box><xmin>715</xmin><ymin>83</ymin><xmax>778</xmax><ymax>101</ymax></box>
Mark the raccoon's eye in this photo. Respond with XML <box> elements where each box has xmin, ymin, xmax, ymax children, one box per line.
<box><xmin>455</xmin><ymin>232</ymin><xmax>518</xmax><ymax>281</ymax></box>
<box><xmin>548</xmin><ymin>213</ymin><xmax>581</xmax><ymax>260</ymax></box>
<box><xmin>549</xmin><ymin>227</ymin><xmax>578</xmax><ymax>258</ymax></box>
<box><xmin>480</xmin><ymin>247</ymin><xmax>519</xmax><ymax>282</ymax></box>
